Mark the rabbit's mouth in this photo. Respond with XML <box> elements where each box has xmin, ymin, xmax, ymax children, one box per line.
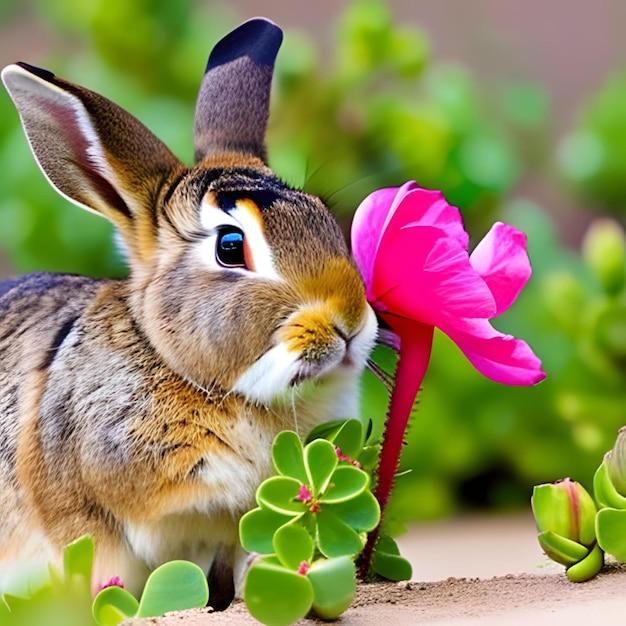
<box><xmin>289</xmin><ymin>359</ymin><xmax>338</xmax><ymax>387</ymax></box>
<box><xmin>231</xmin><ymin>341</ymin><xmax>360</xmax><ymax>405</ymax></box>
<box><xmin>289</xmin><ymin>333</ymin><xmax>367</xmax><ymax>386</ymax></box>
<box><xmin>289</xmin><ymin>369</ymin><xmax>312</xmax><ymax>387</ymax></box>
<box><xmin>232</xmin><ymin>305</ymin><xmax>378</xmax><ymax>406</ymax></box>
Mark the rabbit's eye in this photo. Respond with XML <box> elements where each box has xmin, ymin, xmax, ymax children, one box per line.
<box><xmin>216</xmin><ymin>227</ymin><xmax>246</xmax><ymax>268</ymax></box>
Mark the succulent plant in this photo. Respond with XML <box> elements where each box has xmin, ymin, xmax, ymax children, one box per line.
<box><xmin>532</xmin><ymin>478</ymin><xmax>602</xmax><ymax>582</ymax></box>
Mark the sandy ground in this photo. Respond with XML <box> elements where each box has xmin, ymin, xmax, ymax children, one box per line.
<box><xmin>122</xmin><ymin>512</ymin><xmax>626</xmax><ymax>626</ymax></box>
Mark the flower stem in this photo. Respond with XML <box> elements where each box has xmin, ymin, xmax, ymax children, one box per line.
<box><xmin>359</xmin><ymin>320</ymin><xmax>434</xmax><ymax>578</ymax></box>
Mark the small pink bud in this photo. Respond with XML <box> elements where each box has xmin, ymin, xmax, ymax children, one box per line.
<box><xmin>297</xmin><ymin>561</ymin><xmax>310</xmax><ymax>576</ymax></box>
<box><xmin>309</xmin><ymin>501</ymin><xmax>321</xmax><ymax>513</ymax></box>
<box><xmin>98</xmin><ymin>576</ymin><xmax>125</xmax><ymax>591</ymax></box>
<box><xmin>335</xmin><ymin>445</ymin><xmax>362</xmax><ymax>469</ymax></box>
<box><xmin>296</xmin><ymin>483</ymin><xmax>313</xmax><ymax>503</ymax></box>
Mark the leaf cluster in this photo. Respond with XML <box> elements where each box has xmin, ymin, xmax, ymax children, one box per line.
<box><xmin>92</xmin><ymin>561</ymin><xmax>208</xmax><ymax>625</ymax></box>
<box><xmin>533</xmin><ymin>425</ymin><xmax>626</xmax><ymax>582</ymax></box>
<box><xmin>240</xmin><ymin>425</ymin><xmax>380</xmax><ymax>624</ymax></box>
<box><xmin>0</xmin><ymin>535</ymin><xmax>209</xmax><ymax>626</ymax></box>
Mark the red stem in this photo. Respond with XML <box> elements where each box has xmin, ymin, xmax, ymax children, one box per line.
<box><xmin>359</xmin><ymin>320</ymin><xmax>434</xmax><ymax>578</ymax></box>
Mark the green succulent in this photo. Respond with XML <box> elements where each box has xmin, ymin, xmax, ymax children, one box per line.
<box><xmin>531</xmin><ymin>478</ymin><xmax>602</xmax><ymax>582</ymax></box>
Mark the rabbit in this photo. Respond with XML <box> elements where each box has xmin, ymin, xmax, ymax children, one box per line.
<box><xmin>0</xmin><ymin>18</ymin><xmax>377</xmax><ymax>610</ymax></box>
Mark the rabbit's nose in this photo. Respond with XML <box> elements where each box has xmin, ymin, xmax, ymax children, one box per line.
<box><xmin>331</xmin><ymin>325</ymin><xmax>354</xmax><ymax>365</ymax></box>
<box><xmin>339</xmin><ymin>303</ymin><xmax>377</xmax><ymax>370</ymax></box>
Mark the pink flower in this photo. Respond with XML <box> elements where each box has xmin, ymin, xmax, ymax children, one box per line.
<box><xmin>296</xmin><ymin>483</ymin><xmax>313</xmax><ymax>504</ymax></box>
<box><xmin>97</xmin><ymin>575</ymin><xmax>125</xmax><ymax>591</ymax></box>
<box><xmin>351</xmin><ymin>181</ymin><xmax>545</xmax><ymax>385</ymax></box>
<box><xmin>351</xmin><ymin>181</ymin><xmax>545</xmax><ymax>575</ymax></box>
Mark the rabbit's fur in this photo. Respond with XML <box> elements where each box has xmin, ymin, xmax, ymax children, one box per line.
<box><xmin>0</xmin><ymin>19</ymin><xmax>377</xmax><ymax>606</ymax></box>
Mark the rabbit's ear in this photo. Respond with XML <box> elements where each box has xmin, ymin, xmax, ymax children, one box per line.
<box><xmin>193</xmin><ymin>18</ymin><xmax>282</xmax><ymax>164</ymax></box>
<box><xmin>1</xmin><ymin>62</ymin><xmax>183</xmax><ymax>261</ymax></box>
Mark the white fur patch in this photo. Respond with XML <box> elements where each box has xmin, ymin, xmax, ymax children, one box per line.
<box><xmin>231</xmin><ymin>343</ymin><xmax>300</xmax><ymax>404</ymax></box>
<box><xmin>348</xmin><ymin>304</ymin><xmax>378</xmax><ymax>369</ymax></box>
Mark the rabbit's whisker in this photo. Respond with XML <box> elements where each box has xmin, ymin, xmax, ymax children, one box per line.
<box><xmin>366</xmin><ymin>357</ymin><xmax>394</xmax><ymax>392</ymax></box>
<box><xmin>290</xmin><ymin>386</ymin><xmax>300</xmax><ymax>437</ymax></box>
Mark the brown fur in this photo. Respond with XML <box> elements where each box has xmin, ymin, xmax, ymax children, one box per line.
<box><xmin>0</xmin><ymin>19</ymin><xmax>377</xmax><ymax>603</ymax></box>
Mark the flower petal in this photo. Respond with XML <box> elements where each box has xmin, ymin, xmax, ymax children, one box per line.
<box><xmin>373</xmin><ymin>224</ymin><xmax>495</xmax><ymax>323</ymax></box>
<box><xmin>470</xmin><ymin>222</ymin><xmax>532</xmax><ymax>315</ymax></box>
<box><xmin>441</xmin><ymin>317</ymin><xmax>546</xmax><ymax>385</ymax></box>
<box><xmin>352</xmin><ymin>182</ymin><xmax>470</xmax><ymax>293</ymax></box>
<box><xmin>352</xmin><ymin>184</ymin><xmax>416</xmax><ymax>293</ymax></box>
<box><xmin>421</xmin><ymin>235</ymin><xmax>495</xmax><ymax>318</ymax></box>
<box><xmin>386</xmin><ymin>186</ymin><xmax>469</xmax><ymax>250</ymax></box>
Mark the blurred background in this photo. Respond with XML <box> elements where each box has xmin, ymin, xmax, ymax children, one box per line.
<box><xmin>0</xmin><ymin>0</ymin><xmax>624</xmax><ymax>528</ymax></box>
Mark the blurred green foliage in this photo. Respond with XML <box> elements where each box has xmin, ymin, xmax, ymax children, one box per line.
<box><xmin>558</xmin><ymin>70</ymin><xmax>626</xmax><ymax>215</ymax></box>
<box><xmin>0</xmin><ymin>0</ymin><xmax>625</xmax><ymax>523</ymax></box>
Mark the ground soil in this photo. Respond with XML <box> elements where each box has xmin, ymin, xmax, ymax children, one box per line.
<box><xmin>122</xmin><ymin>513</ymin><xmax>626</xmax><ymax>626</ymax></box>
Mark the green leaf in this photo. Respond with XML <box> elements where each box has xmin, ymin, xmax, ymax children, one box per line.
<box><xmin>537</xmin><ymin>531</ymin><xmax>589</xmax><ymax>567</ymax></box>
<box><xmin>371</xmin><ymin>534</ymin><xmax>412</xmax><ymax>581</ymax></box>
<box><xmin>136</xmin><ymin>561</ymin><xmax>208</xmax><ymax>618</ymax></box>
<box><xmin>358</xmin><ymin>446</ymin><xmax>381</xmax><ymax>473</ymax></box>
<box><xmin>272</xmin><ymin>431</ymin><xmax>308</xmax><ymax>484</ymax></box>
<box><xmin>305</xmin><ymin>439</ymin><xmax>338</xmax><ymax>494</ymax></box>
<box><xmin>322</xmin><ymin>466</ymin><xmax>369</xmax><ymax>503</ymax></box>
<box><xmin>308</xmin><ymin>556</ymin><xmax>356</xmax><ymax>620</ymax></box>
<box><xmin>92</xmin><ymin>586</ymin><xmax>140</xmax><ymax>626</ymax></box>
<box><xmin>306</xmin><ymin>420</ymin><xmax>346</xmax><ymax>445</ymax></box>
<box><xmin>2</xmin><ymin>593</ymin><xmax>26</xmax><ymax>613</ymax></box>
<box><xmin>532</xmin><ymin>483</ymin><xmax>572</xmax><ymax>537</ymax></box>
<box><xmin>64</xmin><ymin>535</ymin><xmax>95</xmax><ymax>579</ymax></box>
<box><xmin>316</xmin><ymin>508</ymin><xmax>363</xmax><ymax>558</ymax></box>
<box><xmin>566</xmin><ymin>544</ymin><xmax>604</xmax><ymax>583</ymax></box>
<box><xmin>332</xmin><ymin>419</ymin><xmax>365</xmax><ymax>459</ymax></box>
<box><xmin>273</xmin><ymin>523</ymin><xmax>314</xmax><ymax>571</ymax></box>
<box><xmin>594</xmin><ymin>461</ymin><xmax>626</xmax><ymax>510</ymax></box>
<box><xmin>306</xmin><ymin>419</ymin><xmax>364</xmax><ymax>460</ymax></box>
<box><xmin>245</xmin><ymin>558</ymin><xmax>314</xmax><ymax>626</ymax></box>
<box><xmin>371</xmin><ymin>551</ymin><xmax>413</xmax><ymax>581</ymax></box>
<box><xmin>257</xmin><ymin>476</ymin><xmax>308</xmax><ymax>515</ymax></box>
<box><xmin>363</xmin><ymin>418</ymin><xmax>375</xmax><ymax>444</ymax></box>
<box><xmin>596</xmin><ymin>507</ymin><xmax>626</xmax><ymax>561</ymax></box>
<box><xmin>375</xmin><ymin>533</ymin><xmax>401</xmax><ymax>556</ymax></box>
<box><xmin>330</xmin><ymin>490</ymin><xmax>380</xmax><ymax>532</ymax></box>
<box><xmin>240</xmin><ymin>507</ymin><xmax>293</xmax><ymax>554</ymax></box>
<box><xmin>3</xmin><ymin>557</ymin><xmax>96</xmax><ymax>624</ymax></box>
